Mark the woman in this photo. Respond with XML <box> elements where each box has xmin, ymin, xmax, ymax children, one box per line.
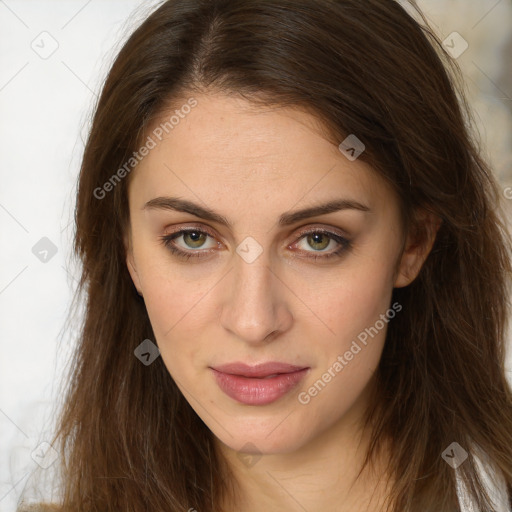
<box><xmin>19</xmin><ymin>0</ymin><xmax>512</xmax><ymax>511</ymax></box>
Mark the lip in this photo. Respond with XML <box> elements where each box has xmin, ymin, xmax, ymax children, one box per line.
<box><xmin>210</xmin><ymin>362</ymin><xmax>310</xmax><ymax>405</ymax></box>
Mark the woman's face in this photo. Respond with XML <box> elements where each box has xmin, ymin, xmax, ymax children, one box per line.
<box><xmin>125</xmin><ymin>92</ymin><xmax>427</xmax><ymax>456</ymax></box>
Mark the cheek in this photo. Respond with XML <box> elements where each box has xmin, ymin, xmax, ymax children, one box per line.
<box><xmin>134</xmin><ymin>240</ymin><xmax>211</xmax><ymax>327</ymax></box>
<box><xmin>134</xmin><ymin>256</ymin><xmax>214</xmax><ymax>371</ymax></box>
<box><xmin>309</xmin><ymin>259</ymin><xmax>396</xmax><ymax>343</ymax></box>
<box><xmin>296</xmin><ymin>292</ymin><xmax>392</xmax><ymax>427</ymax></box>
<box><xmin>295</xmin><ymin>256</ymin><xmax>398</xmax><ymax>414</ymax></box>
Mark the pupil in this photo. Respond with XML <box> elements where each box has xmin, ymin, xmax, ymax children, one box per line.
<box><xmin>309</xmin><ymin>233</ymin><xmax>328</xmax><ymax>250</ymax></box>
<box><xmin>185</xmin><ymin>231</ymin><xmax>205</xmax><ymax>248</ymax></box>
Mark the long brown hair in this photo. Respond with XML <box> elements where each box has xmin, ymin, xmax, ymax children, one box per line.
<box><xmin>18</xmin><ymin>0</ymin><xmax>512</xmax><ymax>510</ymax></box>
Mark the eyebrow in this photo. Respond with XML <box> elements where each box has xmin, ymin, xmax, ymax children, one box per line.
<box><xmin>143</xmin><ymin>196</ymin><xmax>370</xmax><ymax>228</ymax></box>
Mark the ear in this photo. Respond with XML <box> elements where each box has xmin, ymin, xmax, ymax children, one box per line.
<box><xmin>394</xmin><ymin>209</ymin><xmax>442</xmax><ymax>288</ymax></box>
<box><xmin>124</xmin><ymin>229</ymin><xmax>143</xmax><ymax>295</ymax></box>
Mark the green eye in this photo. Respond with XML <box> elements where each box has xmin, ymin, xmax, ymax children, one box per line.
<box><xmin>159</xmin><ymin>227</ymin><xmax>351</xmax><ymax>262</ymax></box>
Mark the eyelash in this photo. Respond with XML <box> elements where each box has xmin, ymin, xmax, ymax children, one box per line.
<box><xmin>158</xmin><ymin>225</ymin><xmax>351</xmax><ymax>262</ymax></box>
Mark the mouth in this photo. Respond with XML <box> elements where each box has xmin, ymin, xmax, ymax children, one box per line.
<box><xmin>209</xmin><ymin>362</ymin><xmax>310</xmax><ymax>405</ymax></box>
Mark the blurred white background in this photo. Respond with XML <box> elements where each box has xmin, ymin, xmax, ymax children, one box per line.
<box><xmin>0</xmin><ymin>1</ymin><xmax>511</xmax><ymax>510</ymax></box>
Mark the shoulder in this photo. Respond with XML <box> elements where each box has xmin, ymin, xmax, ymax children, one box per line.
<box><xmin>456</xmin><ymin>452</ymin><xmax>510</xmax><ymax>512</ymax></box>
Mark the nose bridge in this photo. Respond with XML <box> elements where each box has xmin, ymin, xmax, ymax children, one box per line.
<box><xmin>234</xmin><ymin>253</ymin><xmax>273</xmax><ymax>305</ymax></box>
<box><xmin>220</xmin><ymin>247</ymin><xmax>289</xmax><ymax>344</ymax></box>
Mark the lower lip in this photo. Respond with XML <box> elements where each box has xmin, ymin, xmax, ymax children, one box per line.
<box><xmin>211</xmin><ymin>368</ymin><xmax>309</xmax><ymax>405</ymax></box>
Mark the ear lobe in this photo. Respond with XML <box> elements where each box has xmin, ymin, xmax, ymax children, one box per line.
<box><xmin>394</xmin><ymin>210</ymin><xmax>442</xmax><ymax>288</ymax></box>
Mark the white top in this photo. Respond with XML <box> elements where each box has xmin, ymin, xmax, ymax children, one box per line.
<box><xmin>456</xmin><ymin>453</ymin><xmax>510</xmax><ymax>511</ymax></box>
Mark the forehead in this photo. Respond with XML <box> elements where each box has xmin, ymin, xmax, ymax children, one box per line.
<box><xmin>129</xmin><ymin>92</ymin><xmax>397</xmax><ymax>217</ymax></box>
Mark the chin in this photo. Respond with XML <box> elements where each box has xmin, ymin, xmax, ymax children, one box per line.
<box><xmin>209</xmin><ymin>412</ymin><xmax>317</xmax><ymax>456</ymax></box>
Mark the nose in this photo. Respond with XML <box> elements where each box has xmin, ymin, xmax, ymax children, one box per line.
<box><xmin>219</xmin><ymin>253</ymin><xmax>293</xmax><ymax>345</ymax></box>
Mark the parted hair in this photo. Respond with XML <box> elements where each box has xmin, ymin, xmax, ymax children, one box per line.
<box><xmin>18</xmin><ymin>0</ymin><xmax>512</xmax><ymax>511</ymax></box>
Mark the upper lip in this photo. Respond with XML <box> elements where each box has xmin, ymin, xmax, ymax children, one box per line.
<box><xmin>211</xmin><ymin>362</ymin><xmax>308</xmax><ymax>378</ymax></box>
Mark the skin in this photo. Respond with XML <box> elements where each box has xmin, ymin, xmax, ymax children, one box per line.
<box><xmin>124</xmin><ymin>91</ymin><xmax>440</xmax><ymax>512</ymax></box>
